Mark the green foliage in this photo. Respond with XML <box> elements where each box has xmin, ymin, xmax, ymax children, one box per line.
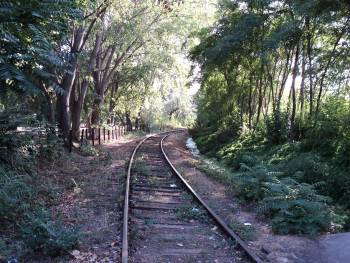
<box><xmin>80</xmin><ymin>141</ymin><xmax>98</xmax><ymax>157</ymax></box>
<box><xmin>0</xmin><ymin>167</ymin><xmax>33</xmax><ymax>223</ymax></box>
<box><xmin>196</xmin><ymin>158</ymin><xmax>232</xmax><ymax>183</ymax></box>
<box><xmin>303</xmin><ymin>98</ymin><xmax>350</xmax><ymax>166</ymax></box>
<box><xmin>229</xmin><ymin>220</ymin><xmax>257</xmax><ymax>241</ymax></box>
<box><xmin>21</xmin><ymin>210</ymin><xmax>78</xmax><ymax>257</ymax></box>
<box><xmin>260</xmin><ymin>178</ymin><xmax>331</xmax><ymax>235</ymax></box>
<box><xmin>0</xmin><ymin>108</ymin><xmax>78</xmax><ymax>258</ymax></box>
<box><xmin>264</xmin><ymin>110</ymin><xmax>289</xmax><ymax>145</ymax></box>
<box><xmin>176</xmin><ymin>205</ymin><xmax>208</xmax><ymax>222</ymax></box>
<box><xmin>0</xmin><ymin>0</ymin><xmax>81</xmax><ymax>93</ymax></box>
<box><xmin>232</xmin><ymin>165</ymin><xmax>283</xmax><ymax>201</ymax></box>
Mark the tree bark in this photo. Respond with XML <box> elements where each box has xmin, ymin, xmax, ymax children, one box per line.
<box><xmin>290</xmin><ymin>44</ymin><xmax>300</xmax><ymax>140</ymax></box>
<box><xmin>56</xmin><ymin>26</ymin><xmax>85</xmax><ymax>144</ymax></box>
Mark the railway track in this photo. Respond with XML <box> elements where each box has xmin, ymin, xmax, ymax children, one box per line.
<box><xmin>122</xmin><ymin>131</ymin><xmax>263</xmax><ymax>263</ymax></box>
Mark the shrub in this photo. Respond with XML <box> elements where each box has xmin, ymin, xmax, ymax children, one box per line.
<box><xmin>264</xmin><ymin>110</ymin><xmax>288</xmax><ymax>144</ymax></box>
<box><xmin>231</xmin><ymin>153</ymin><xmax>259</xmax><ymax>170</ymax></box>
<box><xmin>232</xmin><ymin>164</ymin><xmax>282</xmax><ymax>201</ymax></box>
<box><xmin>80</xmin><ymin>140</ymin><xmax>98</xmax><ymax>156</ymax></box>
<box><xmin>21</xmin><ymin>210</ymin><xmax>78</xmax><ymax>257</ymax></box>
<box><xmin>229</xmin><ymin>219</ymin><xmax>257</xmax><ymax>241</ymax></box>
<box><xmin>303</xmin><ymin>97</ymin><xmax>350</xmax><ymax>166</ymax></box>
<box><xmin>281</xmin><ymin>153</ymin><xmax>329</xmax><ymax>183</ymax></box>
<box><xmin>260</xmin><ymin>177</ymin><xmax>331</xmax><ymax>235</ymax></box>
<box><xmin>0</xmin><ymin>108</ymin><xmax>79</xmax><ymax>258</ymax></box>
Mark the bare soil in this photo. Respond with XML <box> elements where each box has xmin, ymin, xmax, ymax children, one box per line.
<box><xmin>163</xmin><ymin>131</ymin><xmax>324</xmax><ymax>263</ymax></box>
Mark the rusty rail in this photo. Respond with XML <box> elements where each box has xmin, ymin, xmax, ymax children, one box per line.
<box><xmin>160</xmin><ymin>133</ymin><xmax>263</xmax><ymax>263</ymax></box>
<box><xmin>121</xmin><ymin>135</ymin><xmax>150</xmax><ymax>263</ymax></box>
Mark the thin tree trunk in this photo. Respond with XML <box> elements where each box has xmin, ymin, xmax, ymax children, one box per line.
<box><xmin>306</xmin><ymin>18</ymin><xmax>314</xmax><ymax>118</ymax></box>
<box><xmin>299</xmin><ymin>41</ymin><xmax>306</xmax><ymax>120</ymax></box>
<box><xmin>290</xmin><ymin>44</ymin><xmax>300</xmax><ymax>139</ymax></box>
<box><xmin>71</xmin><ymin>79</ymin><xmax>89</xmax><ymax>141</ymax></box>
<box><xmin>315</xmin><ymin>22</ymin><xmax>347</xmax><ymax>118</ymax></box>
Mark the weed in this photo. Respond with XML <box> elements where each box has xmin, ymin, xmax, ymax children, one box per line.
<box><xmin>133</xmin><ymin>159</ymin><xmax>150</xmax><ymax>176</ymax></box>
<box><xmin>145</xmin><ymin>218</ymin><xmax>156</xmax><ymax>225</ymax></box>
<box><xmin>229</xmin><ymin>220</ymin><xmax>257</xmax><ymax>241</ymax></box>
<box><xmin>196</xmin><ymin>158</ymin><xmax>231</xmax><ymax>183</ymax></box>
<box><xmin>80</xmin><ymin>141</ymin><xmax>98</xmax><ymax>156</ymax></box>
<box><xmin>260</xmin><ymin>178</ymin><xmax>331</xmax><ymax>235</ymax></box>
<box><xmin>129</xmin><ymin>228</ymin><xmax>144</xmax><ymax>241</ymax></box>
<box><xmin>176</xmin><ymin>205</ymin><xmax>208</xmax><ymax>222</ymax></box>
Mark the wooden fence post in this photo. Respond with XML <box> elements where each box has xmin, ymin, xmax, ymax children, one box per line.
<box><xmin>69</xmin><ymin>130</ymin><xmax>73</xmax><ymax>153</ymax></box>
<box><xmin>92</xmin><ymin>128</ymin><xmax>95</xmax><ymax>146</ymax></box>
<box><xmin>80</xmin><ymin>129</ymin><xmax>84</xmax><ymax>144</ymax></box>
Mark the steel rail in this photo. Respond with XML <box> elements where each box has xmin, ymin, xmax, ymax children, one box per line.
<box><xmin>121</xmin><ymin>131</ymin><xmax>179</xmax><ymax>263</ymax></box>
<box><xmin>160</xmin><ymin>133</ymin><xmax>264</xmax><ymax>263</ymax></box>
<box><xmin>121</xmin><ymin>135</ymin><xmax>150</xmax><ymax>263</ymax></box>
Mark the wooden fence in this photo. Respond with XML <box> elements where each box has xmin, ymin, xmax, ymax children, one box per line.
<box><xmin>69</xmin><ymin>125</ymin><xmax>134</xmax><ymax>152</ymax></box>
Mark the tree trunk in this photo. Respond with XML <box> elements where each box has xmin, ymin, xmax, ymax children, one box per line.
<box><xmin>299</xmin><ymin>41</ymin><xmax>306</xmax><ymax>120</ymax></box>
<box><xmin>71</xmin><ymin>79</ymin><xmax>89</xmax><ymax>141</ymax></box>
<box><xmin>306</xmin><ymin>18</ymin><xmax>314</xmax><ymax>118</ymax></box>
<box><xmin>290</xmin><ymin>44</ymin><xmax>300</xmax><ymax>140</ymax></box>
<box><xmin>56</xmin><ymin>27</ymin><xmax>85</xmax><ymax>144</ymax></box>
<box><xmin>248</xmin><ymin>75</ymin><xmax>253</xmax><ymax>130</ymax></box>
<box><xmin>125</xmin><ymin>111</ymin><xmax>132</xmax><ymax>131</ymax></box>
<box><xmin>108</xmin><ymin>79</ymin><xmax>119</xmax><ymax>124</ymax></box>
<box><xmin>255</xmin><ymin>64</ymin><xmax>264</xmax><ymax>126</ymax></box>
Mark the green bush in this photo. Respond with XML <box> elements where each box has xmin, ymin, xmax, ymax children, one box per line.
<box><xmin>231</xmin><ymin>153</ymin><xmax>259</xmax><ymax>169</ymax></box>
<box><xmin>260</xmin><ymin>178</ymin><xmax>331</xmax><ymax>235</ymax></box>
<box><xmin>280</xmin><ymin>153</ymin><xmax>329</xmax><ymax>183</ymax></box>
<box><xmin>232</xmin><ymin>164</ymin><xmax>283</xmax><ymax>201</ymax></box>
<box><xmin>264</xmin><ymin>110</ymin><xmax>288</xmax><ymax>144</ymax></box>
<box><xmin>0</xmin><ymin>168</ymin><xmax>34</xmax><ymax>223</ymax></box>
<box><xmin>80</xmin><ymin>140</ymin><xmax>98</xmax><ymax>156</ymax></box>
<box><xmin>303</xmin><ymin>98</ymin><xmax>350</xmax><ymax>166</ymax></box>
<box><xmin>0</xmin><ymin>108</ymin><xmax>79</xmax><ymax>258</ymax></box>
<box><xmin>21</xmin><ymin>210</ymin><xmax>78</xmax><ymax>257</ymax></box>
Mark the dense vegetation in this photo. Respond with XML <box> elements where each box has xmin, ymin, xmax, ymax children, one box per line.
<box><xmin>1</xmin><ymin>0</ymin><xmax>350</xmax><ymax>259</ymax></box>
<box><xmin>0</xmin><ymin>0</ymin><xmax>211</xmax><ymax>259</ymax></box>
<box><xmin>191</xmin><ymin>0</ymin><xmax>350</xmax><ymax>234</ymax></box>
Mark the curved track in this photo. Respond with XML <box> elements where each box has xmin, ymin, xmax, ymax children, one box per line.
<box><xmin>121</xmin><ymin>131</ymin><xmax>263</xmax><ymax>263</ymax></box>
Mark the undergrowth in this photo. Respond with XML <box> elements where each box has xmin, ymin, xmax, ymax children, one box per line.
<box><xmin>0</xmin><ymin>108</ymin><xmax>78</xmax><ymax>260</ymax></box>
<box><xmin>191</xmin><ymin>109</ymin><xmax>350</xmax><ymax>234</ymax></box>
<box><xmin>176</xmin><ymin>205</ymin><xmax>208</xmax><ymax>222</ymax></box>
<box><xmin>229</xmin><ymin>220</ymin><xmax>257</xmax><ymax>241</ymax></box>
